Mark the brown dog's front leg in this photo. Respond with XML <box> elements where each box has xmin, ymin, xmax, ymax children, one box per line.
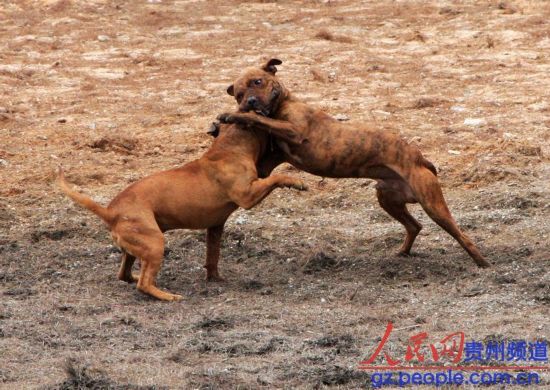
<box><xmin>229</xmin><ymin>175</ymin><xmax>307</xmax><ymax>210</ymax></box>
<box><xmin>217</xmin><ymin>112</ymin><xmax>305</xmax><ymax>145</ymax></box>
<box><xmin>205</xmin><ymin>225</ymin><xmax>224</xmax><ymax>282</ymax></box>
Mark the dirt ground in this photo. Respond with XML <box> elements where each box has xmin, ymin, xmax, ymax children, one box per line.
<box><xmin>1</xmin><ymin>0</ymin><xmax>549</xmax><ymax>388</ymax></box>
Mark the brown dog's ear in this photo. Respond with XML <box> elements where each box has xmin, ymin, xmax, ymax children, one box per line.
<box><xmin>226</xmin><ymin>84</ymin><xmax>234</xmax><ymax>96</ymax></box>
<box><xmin>262</xmin><ymin>58</ymin><xmax>282</xmax><ymax>74</ymax></box>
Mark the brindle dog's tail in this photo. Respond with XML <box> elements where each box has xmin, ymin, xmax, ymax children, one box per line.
<box><xmin>57</xmin><ymin>167</ymin><xmax>114</xmax><ymax>224</ymax></box>
<box><xmin>419</xmin><ymin>156</ymin><xmax>437</xmax><ymax>176</ymax></box>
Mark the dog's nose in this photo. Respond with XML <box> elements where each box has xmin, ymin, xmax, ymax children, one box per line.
<box><xmin>246</xmin><ymin>96</ymin><xmax>257</xmax><ymax>108</ymax></box>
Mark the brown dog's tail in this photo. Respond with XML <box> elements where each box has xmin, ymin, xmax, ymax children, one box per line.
<box><xmin>57</xmin><ymin>167</ymin><xmax>114</xmax><ymax>224</ymax></box>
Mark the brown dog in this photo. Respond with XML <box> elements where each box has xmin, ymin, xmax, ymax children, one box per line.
<box><xmin>218</xmin><ymin>59</ymin><xmax>490</xmax><ymax>267</ymax></box>
<box><xmin>57</xmin><ymin>122</ymin><xmax>307</xmax><ymax>301</ymax></box>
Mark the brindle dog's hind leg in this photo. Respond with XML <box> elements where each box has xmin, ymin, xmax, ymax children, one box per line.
<box><xmin>376</xmin><ymin>186</ymin><xmax>422</xmax><ymax>256</ymax></box>
<box><xmin>407</xmin><ymin>168</ymin><xmax>490</xmax><ymax>267</ymax></box>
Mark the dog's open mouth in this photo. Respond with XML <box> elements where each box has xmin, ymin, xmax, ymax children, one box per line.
<box><xmin>254</xmin><ymin>108</ymin><xmax>269</xmax><ymax>117</ymax></box>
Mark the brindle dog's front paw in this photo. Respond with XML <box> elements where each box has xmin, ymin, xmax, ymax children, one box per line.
<box><xmin>216</xmin><ymin>113</ymin><xmax>236</xmax><ymax>124</ymax></box>
<box><xmin>206</xmin><ymin>273</ymin><xmax>225</xmax><ymax>282</ymax></box>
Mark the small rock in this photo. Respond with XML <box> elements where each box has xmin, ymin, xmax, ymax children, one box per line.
<box><xmin>0</xmin><ymin>159</ymin><xmax>8</xmax><ymax>167</ymax></box>
<box><xmin>57</xmin><ymin>118</ymin><xmax>67</xmax><ymax>123</ymax></box>
<box><xmin>415</xmin><ymin>317</ymin><xmax>427</xmax><ymax>324</ymax></box>
<box><xmin>372</xmin><ymin>110</ymin><xmax>391</xmax><ymax>117</ymax></box>
<box><xmin>494</xmin><ymin>274</ymin><xmax>516</xmax><ymax>284</ymax></box>
<box><xmin>517</xmin><ymin>144</ymin><xmax>541</xmax><ymax>157</ymax></box>
<box><xmin>334</xmin><ymin>113</ymin><xmax>349</xmax><ymax>121</ymax></box>
<box><xmin>463</xmin><ymin>118</ymin><xmax>486</xmax><ymax>126</ymax></box>
<box><xmin>463</xmin><ymin>286</ymin><xmax>485</xmax><ymax>297</ymax></box>
<box><xmin>367</xmin><ymin>64</ymin><xmax>385</xmax><ymax>72</ymax></box>
<box><xmin>257</xmin><ymin>376</ymin><xmax>271</xmax><ymax>386</ymax></box>
<box><xmin>448</xmin><ymin>150</ymin><xmax>461</xmax><ymax>155</ymax></box>
<box><xmin>88</xmin><ymin>122</ymin><xmax>97</xmax><ymax>130</ymax></box>
<box><xmin>502</xmin><ymin>132</ymin><xmax>516</xmax><ymax>140</ymax></box>
<box><xmin>234</xmin><ymin>215</ymin><xmax>247</xmax><ymax>225</ymax></box>
<box><xmin>37</xmin><ymin>135</ymin><xmax>48</xmax><ymax>141</ymax></box>
<box><xmin>451</xmin><ymin>105</ymin><xmax>467</xmax><ymax>112</ymax></box>
<box><xmin>310</xmin><ymin>68</ymin><xmax>328</xmax><ymax>83</ymax></box>
<box><xmin>412</xmin><ymin>97</ymin><xmax>442</xmax><ymax>109</ymax></box>
<box><xmin>527</xmin><ymin>102</ymin><xmax>549</xmax><ymax>112</ymax></box>
<box><xmin>498</xmin><ymin>2</ymin><xmax>517</xmax><ymax>14</ymax></box>
<box><xmin>175</xmin><ymin>145</ymin><xmax>196</xmax><ymax>154</ymax></box>
<box><xmin>439</xmin><ymin>6</ymin><xmax>461</xmax><ymax>15</ymax></box>
<box><xmin>261</xmin><ymin>231</ymin><xmax>274</xmax><ymax>241</ymax></box>
<box><xmin>328</xmin><ymin>71</ymin><xmax>337</xmax><ymax>82</ymax></box>
<box><xmin>260</xmin><ymin>288</ymin><xmax>272</xmax><ymax>296</ymax></box>
<box><xmin>303</xmin><ymin>252</ymin><xmax>336</xmax><ymax>274</ymax></box>
<box><xmin>442</xmin><ymin>127</ymin><xmax>456</xmax><ymax>134</ymax></box>
<box><xmin>97</xmin><ymin>35</ymin><xmax>110</xmax><ymax>42</ymax></box>
<box><xmin>384</xmin><ymin>82</ymin><xmax>402</xmax><ymax>89</ymax></box>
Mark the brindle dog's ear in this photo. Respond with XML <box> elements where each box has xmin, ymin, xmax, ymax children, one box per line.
<box><xmin>207</xmin><ymin>122</ymin><xmax>220</xmax><ymax>138</ymax></box>
<box><xmin>262</xmin><ymin>58</ymin><xmax>282</xmax><ymax>74</ymax></box>
<box><xmin>226</xmin><ymin>84</ymin><xmax>234</xmax><ymax>96</ymax></box>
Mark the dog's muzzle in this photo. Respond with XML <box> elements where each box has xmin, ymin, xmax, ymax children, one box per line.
<box><xmin>242</xmin><ymin>95</ymin><xmax>269</xmax><ymax>116</ymax></box>
<box><xmin>246</xmin><ymin>89</ymin><xmax>280</xmax><ymax>117</ymax></box>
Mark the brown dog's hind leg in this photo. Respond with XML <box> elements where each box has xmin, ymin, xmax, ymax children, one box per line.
<box><xmin>205</xmin><ymin>225</ymin><xmax>224</xmax><ymax>282</ymax></box>
<box><xmin>376</xmin><ymin>189</ymin><xmax>422</xmax><ymax>256</ymax></box>
<box><xmin>117</xmin><ymin>250</ymin><xmax>138</xmax><ymax>283</ymax></box>
<box><xmin>134</xmin><ymin>233</ymin><xmax>182</xmax><ymax>301</ymax></box>
<box><xmin>115</xmin><ymin>221</ymin><xmax>182</xmax><ymax>301</ymax></box>
<box><xmin>408</xmin><ymin>168</ymin><xmax>490</xmax><ymax>267</ymax></box>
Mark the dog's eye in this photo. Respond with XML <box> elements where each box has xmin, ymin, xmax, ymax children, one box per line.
<box><xmin>236</xmin><ymin>92</ymin><xmax>244</xmax><ymax>103</ymax></box>
<box><xmin>254</xmin><ymin>79</ymin><xmax>262</xmax><ymax>86</ymax></box>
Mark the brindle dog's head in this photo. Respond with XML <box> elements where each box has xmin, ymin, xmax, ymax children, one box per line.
<box><xmin>226</xmin><ymin>58</ymin><xmax>288</xmax><ymax>116</ymax></box>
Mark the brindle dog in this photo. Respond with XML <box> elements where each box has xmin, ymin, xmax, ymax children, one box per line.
<box><xmin>218</xmin><ymin>59</ymin><xmax>490</xmax><ymax>267</ymax></box>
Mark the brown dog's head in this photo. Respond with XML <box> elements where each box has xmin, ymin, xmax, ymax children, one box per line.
<box><xmin>226</xmin><ymin>58</ymin><xmax>287</xmax><ymax>116</ymax></box>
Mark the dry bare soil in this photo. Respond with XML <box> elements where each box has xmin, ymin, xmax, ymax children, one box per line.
<box><xmin>1</xmin><ymin>1</ymin><xmax>549</xmax><ymax>389</ymax></box>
